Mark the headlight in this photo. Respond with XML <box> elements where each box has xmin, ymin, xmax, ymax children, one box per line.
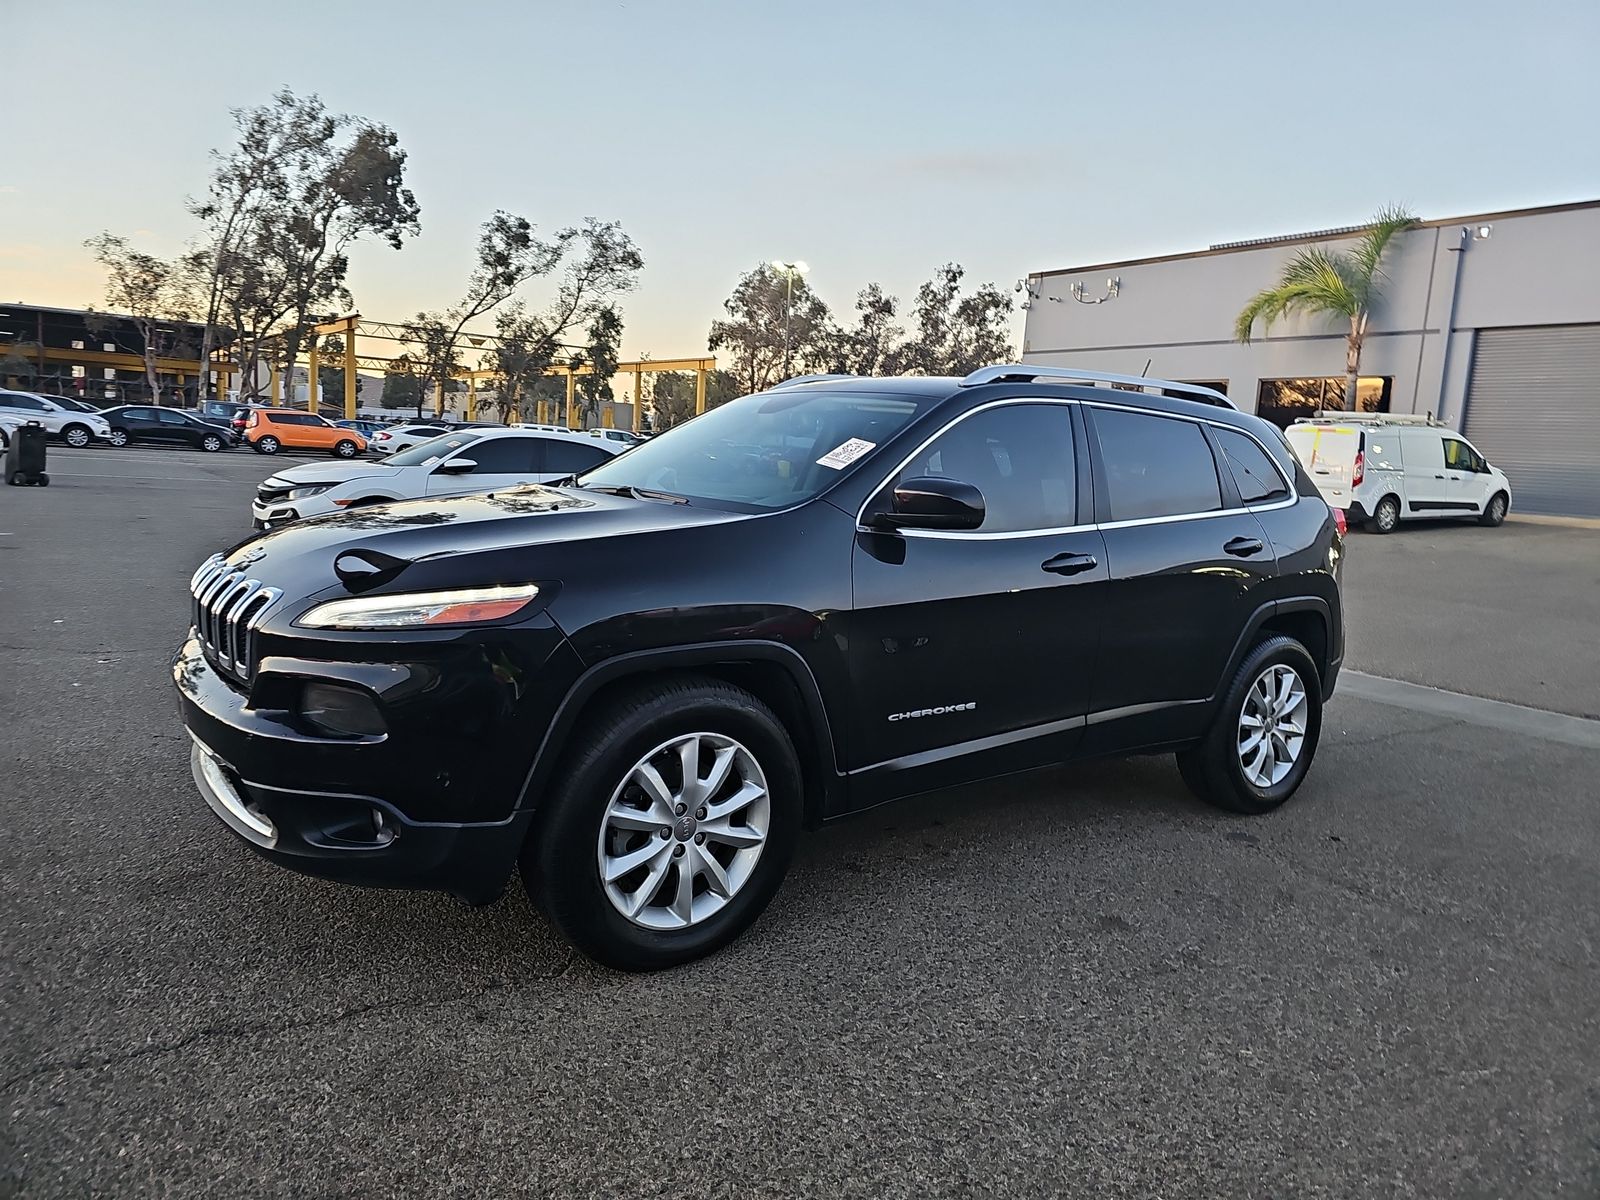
<box><xmin>296</xmin><ymin>583</ymin><xmax>541</xmax><ymax>630</ymax></box>
<box><xmin>287</xmin><ymin>484</ymin><xmax>333</xmax><ymax>500</ymax></box>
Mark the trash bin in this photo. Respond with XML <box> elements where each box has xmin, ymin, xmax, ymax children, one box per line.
<box><xmin>5</xmin><ymin>420</ymin><xmax>49</xmax><ymax>486</ymax></box>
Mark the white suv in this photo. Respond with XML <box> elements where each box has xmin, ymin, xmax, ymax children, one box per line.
<box><xmin>1285</xmin><ymin>414</ymin><xmax>1512</xmax><ymax>533</ymax></box>
<box><xmin>250</xmin><ymin>427</ymin><xmax>621</xmax><ymax>527</ymax></box>
<box><xmin>0</xmin><ymin>391</ymin><xmax>113</xmax><ymax>448</ymax></box>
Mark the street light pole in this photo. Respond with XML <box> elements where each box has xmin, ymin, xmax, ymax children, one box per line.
<box><xmin>771</xmin><ymin>260</ymin><xmax>809</xmax><ymax>378</ymax></box>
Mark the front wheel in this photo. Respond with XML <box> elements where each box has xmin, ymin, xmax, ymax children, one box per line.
<box><xmin>1177</xmin><ymin>636</ymin><xmax>1323</xmax><ymax>815</ymax></box>
<box><xmin>255</xmin><ymin>436</ymin><xmax>280</xmax><ymax>455</ymax></box>
<box><xmin>107</xmin><ymin>428</ymin><xmax>130</xmax><ymax>448</ymax></box>
<box><xmin>62</xmin><ymin>424</ymin><xmax>92</xmax><ymax>448</ymax></box>
<box><xmin>1479</xmin><ymin>491</ymin><xmax>1508</xmax><ymax>527</ymax></box>
<box><xmin>200</xmin><ymin>433</ymin><xmax>225</xmax><ymax>452</ymax></box>
<box><xmin>333</xmin><ymin>439</ymin><xmax>359</xmax><ymax>458</ymax></box>
<box><xmin>523</xmin><ymin>676</ymin><xmax>802</xmax><ymax>971</ymax></box>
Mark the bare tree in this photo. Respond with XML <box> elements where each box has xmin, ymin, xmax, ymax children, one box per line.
<box><xmin>84</xmin><ymin>234</ymin><xmax>200</xmax><ymax>402</ymax></box>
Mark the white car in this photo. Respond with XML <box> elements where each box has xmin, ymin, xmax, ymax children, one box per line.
<box><xmin>589</xmin><ymin>427</ymin><xmax>647</xmax><ymax>447</ymax></box>
<box><xmin>0</xmin><ymin>390</ymin><xmax>113</xmax><ymax>448</ymax></box>
<box><xmin>0</xmin><ymin>412</ymin><xmax>22</xmax><ymax>451</ymax></box>
<box><xmin>1285</xmin><ymin>413</ymin><xmax>1513</xmax><ymax>532</ymax></box>
<box><xmin>365</xmin><ymin>422</ymin><xmax>453</xmax><ymax>455</ymax></box>
<box><xmin>251</xmin><ymin>426</ymin><xmax>623</xmax><ymax>527</ymax></box>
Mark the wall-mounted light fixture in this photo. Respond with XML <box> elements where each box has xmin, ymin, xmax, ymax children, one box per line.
<box><xmin>1069</xmin><ymin>276</ymin><xmax>1120</xmax><ymax>305</ymax></box>
<box><xmin>1472</xmin><ymin>224</ymin><xmax>1493</xmax><ymax>240</ymax></box>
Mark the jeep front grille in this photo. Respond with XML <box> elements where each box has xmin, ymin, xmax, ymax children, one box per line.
<box><xmin>188</xmin><ymin>553</ymin><xmax>282</xmax><ymax>679</ymax></box>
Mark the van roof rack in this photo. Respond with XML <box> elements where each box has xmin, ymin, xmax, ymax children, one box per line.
<box><xmin>959</xmin><ymin>364</ymin><xmax>1234</xmax><ymax>409</ymax></box>
<box><xmin>1292</xmin><ymin>411</ymin><xmax>1445</xmax><ymax>426</ymax></box>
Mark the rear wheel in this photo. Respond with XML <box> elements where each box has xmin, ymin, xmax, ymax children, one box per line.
<box><xmin>333</xmin><ymin>439</ymin><xmax>359</xmax><ymax>458</ymax></box>
<box><xmin>1479</xmin><ymin>491</ymin><xmax>1508</xmax><ymax>527</ymax></box>
<box><xmin>255</xmin><ymin>436</ymin><xmax>280</xmax><ymax>455</ymax></box>
<box><xmin>200</xmin><ymin>433</ymin><xmax>225</xmax><ymax>452</ymax></box>
<box><xmin>107</xmin><ymin>428</ymin><xmax>130</xmax><ymax>448</ymax></box>
<box><xmin>1370</xmin><ymin>495</ymin><xmax>1400</xmax><ymax>533</ymax></box>
<box><xmin>62</xmin><ymin>423</ymin><xmax>91</xmax><ymax>448</ymax></box>
<box><xmin>1177</xmin><ymin>635</ymin><xmax>1322</xmax><ymax>815</ymax></box>
<box><xmin>523</xmin><ymin>676</ymin><xmax>802</xmax><ymax>971</ymax></box>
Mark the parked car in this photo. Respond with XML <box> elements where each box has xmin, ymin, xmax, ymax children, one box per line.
<box><xmin>37</xmin><ymin>393</ymin><xmax>106</xmax><ymax>415</ymax></box>
<box><xmin>100</xmin><ymin>405</ymin><xmax>237</xmax><ymax>451</ymax></box>
<box><xmin>176</xmin><ymin>365</ymin><xmax>1343</xmax><ymax>970</ymax></box>
<box><xmin>335</xmin><ymin>418</ymin><xmax>390</xmax><ymax>439</ymax></box>
<box><xmin>0</xmin><ymin>412</ymin><xmax>21</xmax><ymax>451</ymax></box>
<box><xmin>188</xmin><ymin>400</ymin><xmax>258</xmax><ymax>434</ymax></box>
<box><xmin>245</xmin><ymin>409</ymin><xmax>367</xmax><ymax>458</ymax></box>
<box><xmin>590</xmin><ymin>428</ymin><xmax>647</xmax><ymax>447</ymax></box>
<box><xmin>249</xmin><ymin>427</ymin><xmax>623</xmax><ymax>527</ymax></box>
<box><xmin>0</xmin><ymin>390</ymin><xmax>113</xmax><ymax>447</ymax></box>
<box><xmin>1284</xmin><ymin>413</ymin><xmax>1512</xmax><ymax>532</ymax></box>
<box><xmin>367</xmin><ymin>422</ymin><xmax>453</xmax><ymax>454</ymax></box>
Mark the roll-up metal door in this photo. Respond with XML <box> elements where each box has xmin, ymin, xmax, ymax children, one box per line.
<box><xmin>1462</xmin><ymin>324</ymin><xmax>1600</xmax><ymax>517</ymax></box>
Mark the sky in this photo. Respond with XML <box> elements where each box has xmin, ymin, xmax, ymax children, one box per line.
<box><xmin>3</xmin><ymin>0</ymin><xmax>1598</xmax><ymax>367</ymax></box>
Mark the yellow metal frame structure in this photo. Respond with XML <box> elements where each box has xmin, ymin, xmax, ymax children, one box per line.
<box><xmin>250</xmin><ymin>314</ymin><xmax>714</xmax><ymax>430</ymax></box>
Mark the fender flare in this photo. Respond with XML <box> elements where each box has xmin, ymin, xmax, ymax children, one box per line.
<box><xmin>1218</xmin><ymin>597</ymin><xmax>1335</xmax><ymax>699</ymax></box>
<box><xmin>514</xmin><ymin>640</ymin><xmax>845</xmax><ymax>820</ymax></box>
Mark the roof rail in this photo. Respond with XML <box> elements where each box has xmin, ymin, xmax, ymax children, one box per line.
<box><xmin>768</xmin><ymin>373</ymin><xmax>856</xmax><ymax>390</ymax></box>
<box><xmin>959</xmin><ymin>364</ymin><xmax>1235</xmax><ymax>409</ymax></box>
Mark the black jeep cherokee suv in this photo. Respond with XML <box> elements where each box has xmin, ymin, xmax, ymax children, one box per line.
<box><xmin>175</xmin><ymin>366</ymin><xmax>1343</xmax><ymax>970</ymax></box>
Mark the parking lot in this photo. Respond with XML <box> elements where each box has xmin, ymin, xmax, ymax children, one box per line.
<box><xmin>3</xmin><ymin>446</ymin><xmax>1597</xmax><ymax>1198</ymax></box>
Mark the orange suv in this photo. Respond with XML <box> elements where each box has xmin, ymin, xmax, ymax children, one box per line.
<box><xmin>246</xmin><ymin>410</ymin><xmax>367</xmax><ymax>458</ymax></box>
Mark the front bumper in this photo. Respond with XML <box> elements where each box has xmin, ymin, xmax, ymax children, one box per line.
<box><xmin>173</xmin><ymin>625</ymin><xmax>578</xmax><ymax>902</ymax></box>
<box><xmin>186</xmin><ymin>733</ymin><xmax>526</xmax><ymax>904</ymax></box>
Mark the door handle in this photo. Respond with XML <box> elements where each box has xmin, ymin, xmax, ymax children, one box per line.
<box><xmin>1041</xmin><ymin>551</ymin><xmax>1098</xmax><ymax>576</ymax></box>
<box><xmin>1434</xmin><ymin>474</ymin><xmax>1446</xmax><ymax>479</ymax></box>
<box><xmin>1223</xmin><ymin>536</ymin><xmax>1264</xmax><ymax>557</ymax></box>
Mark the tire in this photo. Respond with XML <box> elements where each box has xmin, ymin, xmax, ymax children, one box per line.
<box><xmin>62</xmin><ymin>423</ymin><xmax>91</xmax><ymax>449</ymax></box>
<box><xmin>1479</xmin><ymin>491</ymin><xmax>1509</xmax><ymax>527</ymax></box>
<box><xmin>107</xmin><ymin>428</ymin><xmax>130</xmax><ymax>448</ymax></box>
<box><xmin>333</xmin><ymin>439</ymin><xmax>359</xmax><ymax>458</ymax></box>
<box><xmin>255</xmin><ymin>436</ymin><xmax>280</xmax><ymax>455</ymax></box>
<box><xmin>200</xmin><ymin>434</ymin><xmax>225</xmax><ymax>453</ymax></box>
<box><xmin>1176</xmin><ymin>635</ymin><xmax>1323</xmax><ymax>815</ymax></box>
<box><xmin>523</xmin><ymin>675</ymin><xmax>802</xmax><ymax>971</ymax></box>
<box><xmin>37</xmin><ymin>473</ymin><xmax>49</xmax><ymax>487</ymax></box>
<box><xmin>1370</xmin><ymin>495</ymin><xmax>1400</xmax><ymax>534</ymax></box>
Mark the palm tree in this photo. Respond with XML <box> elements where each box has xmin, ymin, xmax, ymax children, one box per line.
<box><xmin>1234</xmin><ymin>206</ymin><xmax>1418</xmax><ymax>410</ymax></box>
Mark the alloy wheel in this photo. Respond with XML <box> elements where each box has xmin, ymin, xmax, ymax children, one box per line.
<box><xmin>1237</xmin><ymin>664</ymin><xmax>1308</xmax><ymax>788</ymax></box>
<box><xmin>1490</xmin><ymin>496</ymin><xmax>1506</xmax><ymax>522</ymax></box>
<box><xmin>65</xmin><ymin>427</ymin><xmax>90</xmax><ymax>448</ymax></box>
<box><xmin>109</xmin><ymin>430</ymin><xmax>129</xmax><ymax>447</ymax></box>
<box><xmin>596</xmin><ymin>732</ymin><xmax>771</xmax><ymax>930</ymax></box>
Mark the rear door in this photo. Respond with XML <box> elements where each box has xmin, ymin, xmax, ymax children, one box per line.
<box><xmin>1398</xmin><ymin>430</ymin><xmax>1454</xmax><ymax>514</ymax></box>
<box><xmin>156</xmin><ymin>409</ymin><xmax>198</xmax><ymax>445</ymax></box>
<box><xmin>1284</xmin><ymin>424</ymin><xmax>1358</xmax><ymax>509</ymax></box>
<box><xmin>1083</xmin><ymin>404</ymin><xmax>1279</xmax><ymax>751</ymax></box>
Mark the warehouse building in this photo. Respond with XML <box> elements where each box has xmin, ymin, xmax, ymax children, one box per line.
<box><xmin>1021</xmin><ymin>200</ymin><xmax>1600</xmax><ymax>516</ymax></box>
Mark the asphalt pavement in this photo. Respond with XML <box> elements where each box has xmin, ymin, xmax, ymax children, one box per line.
<box><xmin>2</xmin><ymin>448</ymin><xmax>1597</xmax><ymax>1198</ymax></box>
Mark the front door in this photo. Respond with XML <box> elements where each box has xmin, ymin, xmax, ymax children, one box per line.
<box><xmin>1083</xmin><ymin>405</ymin><xmax>1280</xmax><ymax>752</ymax></box>
<box><xmin>426</xmin><ymin>436</ymin><xmax>544</xmax><ymax>495</ymax></box>
<box><xmin>1442</xmin><ymin>436</ymin><xmax>1493</xmax><ymax>512</ymax></box>
<box><xmin>845</xmin><ymin>401</ymin><xmax>1106</xmax><ymax>804</ymax></box>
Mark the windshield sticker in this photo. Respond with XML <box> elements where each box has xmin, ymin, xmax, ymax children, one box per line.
<box><xmin>816</xmin><ymin>438</ymin><xmax>876</xmax><ymax>470</ymax></box>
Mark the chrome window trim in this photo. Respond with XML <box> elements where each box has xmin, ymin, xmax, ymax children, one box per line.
<box><xmin>854</xmin><ymin>395</ymin><xmax>1297</xmax><ymax>538</ymax></box>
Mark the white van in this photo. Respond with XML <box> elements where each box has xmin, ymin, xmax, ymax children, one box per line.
<box><xmin>1285</xmin><ymin>413</ymin><xmax>1513</xmax><ymax>533</ymax></box>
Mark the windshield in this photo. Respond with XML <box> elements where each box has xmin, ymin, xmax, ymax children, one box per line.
<box><xmin>574</xmin><ymin>388</ymin><xmax>929</xmax><ymax>509</ymax></box>
<box><xmin>380</xmin><ymin>431</ymin><xmax>482</xmax><ymax>467</ymax></box>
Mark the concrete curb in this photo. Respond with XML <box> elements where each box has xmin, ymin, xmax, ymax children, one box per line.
<box><xmin>1339</xmin><ymin>671</ymin><xmax>1600</xmax><ymax>750</ymax></box>
<box><xmin>1506</xmin><ymin>513</ymin><xmax>1600</xmax><ymax>530</ymax></box>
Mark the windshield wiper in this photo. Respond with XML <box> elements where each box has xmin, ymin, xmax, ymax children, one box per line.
<box><xmin>579</xmin><ymin>483</ymin><xmax>690</xmax><ymax>505</ymax></box>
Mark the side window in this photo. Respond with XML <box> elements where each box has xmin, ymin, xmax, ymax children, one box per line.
<box><xmin>891</xmin><ymin>403</ymin><xmax>1076</xmax><ymax>533</ymax></box>
<box><xmin>1214</xmin><ymin>428</ymin><xmax>1291</xmax><ymax>505</ymax></box>
<box><xmin>157</xmin><ymin>410</ymin><xmax>189</xmax><ymax>426</ymax></box>
<box><xmin>1</xmin><ymin>395</ymin><xmax>45</xmax><ymax>412</ymax></box>
<box><xmin>543</xmin><ymin>439</ymin><xmax>613</xmax><ymax>474</ymax></box>
<box><xmin>1093</xmin><ymin>408</ymin><xmax>1222</xmax><ymax>521</ymax></box>
<box><xmin>449</xmin><ymin>438</ymin><xmax>541</xmax><ymax>474</ymax></box>
<box><xmin>1443</xmin><ymin>438</ymin><xmax>1484</xmax><ymax>472</ymax></box>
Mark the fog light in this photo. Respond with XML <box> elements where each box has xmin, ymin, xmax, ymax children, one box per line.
<box><xmin>300</xmin><ymin>682</ymin><xmax>387</xmax><ymax>737</ymax></box>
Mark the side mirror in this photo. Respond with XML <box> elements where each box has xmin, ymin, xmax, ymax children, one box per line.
<box><xmin>870</xmin><ymin>476</ymin><xmax>985</xmax><ymax>532</ymax></box>
<box><xmin>436</xmin><ymin>458</ymin><xmax>477</xmax><ymax>475</ymax></box>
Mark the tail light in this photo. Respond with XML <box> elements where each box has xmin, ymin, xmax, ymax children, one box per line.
<box><xmin>1352</xmin><ymin>449</ymin><xmax>1365</xmax><ymax>488</ymax></box>
<box><xmin>245</xmin><ymin>412</ymin><xmax>259</xmax><ymax>428</ymax></box>
<box><xmin>1333</xmin><ymin>507</ymin><xmax>1348</xmax><ymax>537</ymax></box>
